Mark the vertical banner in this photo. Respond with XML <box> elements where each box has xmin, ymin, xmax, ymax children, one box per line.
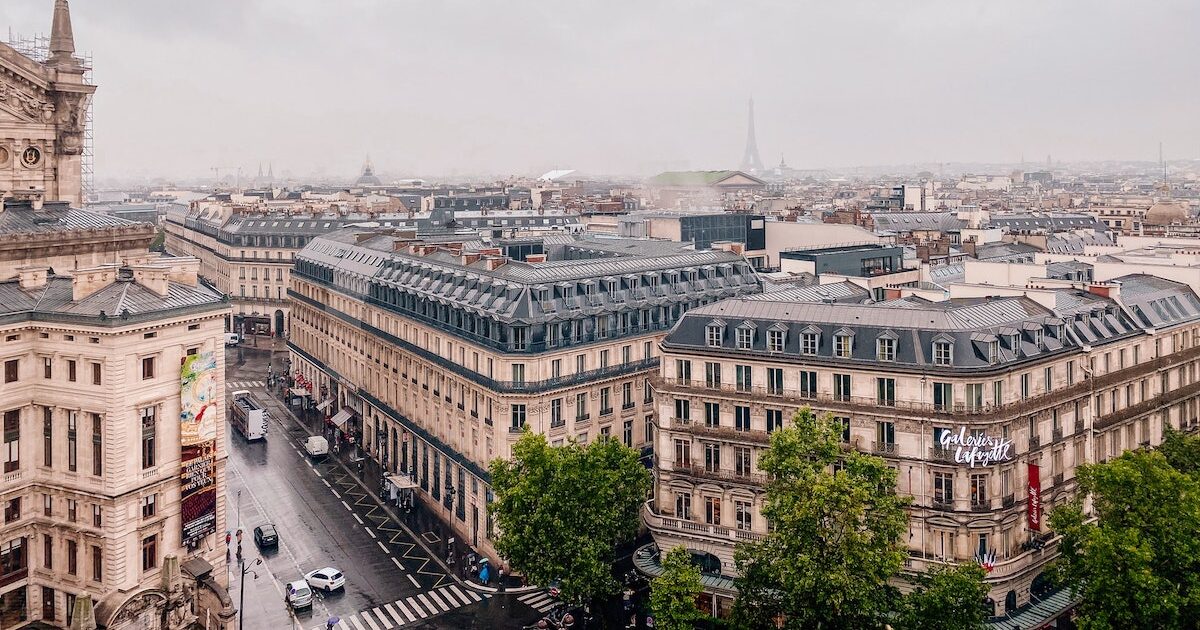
<box><xmin>181</xmin><ymin>351</ymin><xmax>219</xmax><ymax>546</ymax></box>
<box><xmin>1027</xmin><ymin>462</ymin><xmax>1042</xmax><ymax>531</ymax></box>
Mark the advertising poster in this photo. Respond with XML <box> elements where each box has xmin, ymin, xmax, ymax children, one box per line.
<box><xmin>1027</xmin><ymin>462</ymin><xmax>1042</xmax><ymax>531</ymax></box>
<box><xmin>181</xmin><ymin>351</ymin><xmax>219</xmax><ymax>546</ymax></box>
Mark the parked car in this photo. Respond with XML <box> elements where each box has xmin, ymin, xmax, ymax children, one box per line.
<box><xmin>305</xmin><ymin>567</ymin><xmax>346</xmax><ymax>592</ymax></box>
<box><xmin>225</xmin><ymin>332</ymin><xmax>241</xmax><ymax>346</ymax></box>
<box><xmin>253</xmin><ymin>524</ymin><xmax>278</xmax><ymax>548</ymax></box>
<box><xmin>285</xmin><ymin>580</ymin><xmax>312</xmax><ymax>609</ymax></box>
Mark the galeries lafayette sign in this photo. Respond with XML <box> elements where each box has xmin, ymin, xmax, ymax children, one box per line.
<box><xmin>939</xmin><ymin>427</ymin><xmax>1014</xmax><ymax>467</ymax></box>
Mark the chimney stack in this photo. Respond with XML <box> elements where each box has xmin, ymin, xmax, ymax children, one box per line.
<box><xmin>16</xmin><ymin>265</ymin><xmax>50</xmax><ymax>290</ymax></box>
<box><xmin>71</xmin><ymin>264</ymin><xmax>120</xmax><ymax>302</ymax></box>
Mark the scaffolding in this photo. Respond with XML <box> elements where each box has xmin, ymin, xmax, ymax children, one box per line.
<box><xmin>6</xmin><ymin>32</ymin><xmax>95</xmax><ymax>201</ymax></box>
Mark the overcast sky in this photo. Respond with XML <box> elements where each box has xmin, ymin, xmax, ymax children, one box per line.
<box><xmin>3</xmin><ymin>0</ymin><xmax>1198</xmax><ymax>181</ymax></box>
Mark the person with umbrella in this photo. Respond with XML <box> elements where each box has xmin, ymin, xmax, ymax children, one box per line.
<box><xmin>478</xmin><ymin>558</ymin><xmax>491</xmax><ymax>585</ymax></box>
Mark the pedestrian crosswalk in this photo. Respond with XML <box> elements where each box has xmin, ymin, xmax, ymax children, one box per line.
<box><xmin>517</xmin><ymin>590</ymin><xmax>557</xmax><ymax>612</ymax></box>
<box><xmin>226</xmin><ymin>380</ymin><xmax>265</xmax><ymax>389</ymax></box>
<box><xmin>318</xmin><ymin>584</ymin><xmax>489</xmax><ymax>630</ymax></box>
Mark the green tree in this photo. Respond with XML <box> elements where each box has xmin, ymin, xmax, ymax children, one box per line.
<box><xmin>896</xmin><ymin>564</ymin><xmax>989</xmax><ymax>630</ymax></box>
<box><xmin>488</xmin><ymin>431</ymin><xmax>651</xmax><ymax>603</ymax></box>
<box><xmin>731</xmin><ymin>407</ymin><xmax>912</xmax><ymax>629</ymax></box>
<box><xmin>1049</xmin><ymin>449</ymin><xmax>1200</xmax><ymax>629</ymax></box>
<box><xmin>649</xmin><ymin>546</ymin><xmax>706</xmax><ymax>630</ymax></box>
<box><xmin>1159</xmin><ymin>425</ymin><xmax>1200</xmax><ymax>476</ymax></box>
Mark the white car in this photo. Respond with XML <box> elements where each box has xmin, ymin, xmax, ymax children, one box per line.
<box><xmin>285</xmin><ymin>580</ymin><xmax>312</xmax><ymax>609</ymax></box>
<box><xmin>304</xmin><ymin>567</ymin><xmax>345</xmax><ymax>592</ymax></box>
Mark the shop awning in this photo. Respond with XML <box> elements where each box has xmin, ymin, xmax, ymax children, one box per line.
<box><xmin>385</xmin><ymin>474</ymin><xmax>418</xmax><ymax>489</ymax></box>
<box><xmin>289</xmin><ymin>388</ymin><xmax>310</xmax><ymax>398</ymax></box>
<box><xmin>316</xmin><ymin>399</ymin><xmax>333</xmax><ymax>411</ymax></box>
<box><xmin>330</xmin><ymin>408</ymin><xmax>353</xmax><ymax>428</ymax></box>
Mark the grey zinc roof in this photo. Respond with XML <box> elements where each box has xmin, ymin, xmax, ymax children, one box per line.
<box><xmin>745</xmin><ymin>280</ymin><xmax>870</xmax><ymax>304</ymax></box>
<box><xmin>0</xmin><ymin>275</ymin><xmax>224</xmax><ymax>320</ymax></box>
<box><xmin>869</xmin><ymin>212</ymin><xmax>966</xmax><ymax>232</ymax></box>
<box><xmin>0</xmin><ymin>201</ymin><xmax>142</xmax><ymax>235</ymax></box>
<box><xmin>665</xmin><ymin>294</ymin><xmax>1101</xmax><ymax>371</ymax></box>
<box><xmin>1111</xmin><ymin>274</ymin><xmax>1200</xmax><ymax>329</ymax></box>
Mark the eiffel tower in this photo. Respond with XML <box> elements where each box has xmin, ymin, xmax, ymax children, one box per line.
<box><xmin>739</xmin><ymin>98</ymin><xmax>765</xmax><ymax>174</ymax></box>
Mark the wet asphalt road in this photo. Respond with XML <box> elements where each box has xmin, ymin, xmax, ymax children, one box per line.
<box><xmin>223</xmin><ymin>345</ymin><xmax>547</xmax><ymax>630</ymax></box>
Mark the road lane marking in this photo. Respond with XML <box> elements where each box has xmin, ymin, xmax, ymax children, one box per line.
<box><xmin>393</xmin><ymin>599</ymin><xmax>417</xmax><ymax>622</ymax></box>
<box><xmin>365</xmin><ymin>528</ymin><xmax>377</xmax><ymax>539</ymax></box>
<box><xmin>322</xmin><ymin>479</ymin><xmax>332</xmax><ymax>488</ymax></box>
<box><xmin>440</xmin><ymin>585</ymin><xmax>468</xmax><ymax>606</ymax></box>
<box><xmin>353</xmin><ymin>513</ymin><xmax>364</xmax><ymax>525</ymax></box>
<box><xmin>360</xmin><ymin>610</ymin><xmax>383</xmax><ymax>630</ymax></box>
<box><xmin>407</xmin><ymin>574</ymin><xmax>420</xmax><ymax>588</ymax></box>
<box><xmin>376</xmin><ymin>541</ymin><xmax>389</xmax><ymax>553</ymax></box>
<box><xmin>349</xmin><ymin>615</ymin><xmax>367</xmax><ymax>630</ymax></box>
<box><xmin>390</xmin><ymin>557</ymin><xmax>404</xmax><ymax>571</ymax></box>
<box><xmin>331</xmin><ymin>489</ymin><xmax>341</xmax><ymax>499</ymax></box>
<box><xmin>337</xmin><ymin>620</ymin><xmax>351</xmax><ymax>630</ymax></box>
<box><xmin>373</xmin><ymin>608</ymin><xmax>395</xmax><ymax>629</ymax></box>
<box><xmin>415</xmin><ymin>593</ymin><xmax>437</xmax><ymax>616</ymax></box>
<box><xmin>383</xmin><ymin>603</ymin><xmax>404</xmax><ymax>626</ymax></box>
<box><xmin>425</xmin><ymin>589</ymin><xmax>451</xmax><ymax>612</ymax></box>
<box><xmin>450</xmin><ymin>584</ymin><xmax>478</xmax><ymax>603</ymax></box>
<box><xmin>342</xmin><ymin>500</ymin><xmax>353</xmax><ymax>511</ymax></box>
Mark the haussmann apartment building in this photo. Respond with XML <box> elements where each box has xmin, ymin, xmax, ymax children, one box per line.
<box><xmin>646</xmin><ymin>275</ymin><xmax>1200</xmax><ymax>625</ymax></box>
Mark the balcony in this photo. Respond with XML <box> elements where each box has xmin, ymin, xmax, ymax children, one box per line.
<box><xmin>930</xmin><ymin>499</ymin><xmax>953</xmax><ymax>511</ymax></box>
<box><xmin>1075</xmin><ymin>417</ymin><xmax>1085</xmax><ymax>433</ymax></box>
<box><xmin>652</xmin><ymin>344</ymin><xmax>1200</xmax><ymax>423</ymax></box>
<box><xmin>673</xmin><ymin>463</ymin><xmax>768</xmax><ymax>486</ymax></box>
<box><xmin>1002</xmin><ymin>494</ymin><xmax>1016</xmax><ymax>508</ymax></box>
<box><xmin>1053</xmin><ymin>473</ymin><xmax>1064</xmax><ymax>486</ymax></box>
<box><xmin>929</xmin><ymin>447</ymin><xmax>955</xmax><ymax>463</ymax></box>
<box><xmin>1052</xmin><ymin>426</ymin><xmax>1063</xmax><ymax>441</ymax></box>
<box><xmin>679</xmin><ymin>423</ymin><xmax>771</xmax><ymax>445</ymax></box>
<box><xmin>872</xmin><ymin>441</ymin><xmax>898</xmax><ymax>456</ymax></box>
<box><xmin>643</xmin><ymin>502</ymin><xmax>765</xmax><ymax>544</ymax></box>
<box><xmin>1028</xmin><ymin>434</ymin><xmax>1041</xmax><ymax>450</ymax></box>
<box><xmin>970</xmin><ymin>500</ymin><xmax>990</xmax><ymax>513</ymax></box>
<box><xmin>622</xmin><ymin>401</ymin><xmax>636</xmax><ymax>411</ymax></box>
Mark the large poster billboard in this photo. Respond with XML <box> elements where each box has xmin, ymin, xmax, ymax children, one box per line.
<box><xmin>181</xmin><ymin>351</ymin><xmax>219</xmax><ymax>546</ymax></box>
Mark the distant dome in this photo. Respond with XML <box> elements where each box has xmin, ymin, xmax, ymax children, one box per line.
<box><xmin>1145</xmin><ymin>201</ymin><xmax>1189</xmax><ymax>226</ymax></box>
<box><xmin>354</xmin><ymin>156</ymin><xmax>383</xmax><ymax>186</ymax></box>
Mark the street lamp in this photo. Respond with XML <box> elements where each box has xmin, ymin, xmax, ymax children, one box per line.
<box><xmin>238</xmin><ymin>555</ymin><xmax>262</xmax><ymax>630</ymax></box>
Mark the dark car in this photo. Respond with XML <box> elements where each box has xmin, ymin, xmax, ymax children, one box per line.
<box><xmin>253</xmin><ymin>524</ymin><xmax>278</xmax><ymax>548</ymax></box>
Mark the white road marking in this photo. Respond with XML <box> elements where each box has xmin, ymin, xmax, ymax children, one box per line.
<box><xmin>352</xmin><ymin>513</ymin><xmax>364</xmax><ymax>525</ymax></box>
<box><xmin>349</xmin><ymin>615</ymin><xmax>367</xmax><ymax>630</ymax></box>
<box><xmin>331</xmin><ymin>489</ymin><xmax>340</xmax><ymax>499</ymax></box>
<box><xmin>383</xmin><ymin>603</ymin><xmax>404</xmax><ymax>626</ymax></box>
<box><xmin>392</xmin><ymin>598</ymin><xmax>417</xmax><ymax>622</ymax></box>
<box><xmin>425</xmin><ymin>589</ymin><xmax>451</xmax><ymax>612</ymax></box>
<box><xmin>365</xmin><ymin>527</ymin><xmax>377</xmax><ymax>539</ymax></box>
<box><xmin>450</xmin><ymin>584</ymin><xmax>479</xmax><ymax>603</ymax></box>
<box><xmin>341</xmin><ymin>500</ymin><xmax>352</xmax><ymax>511</ymax></box>
<box><xmin>322</xmin><ymin>479</ymin><xmax>332</xmax><ymax>488</ymax></box>
<box><xmin>359</xmin><ymin>610</ymin><xmax>383</xmax><ymax>630</ymax></box>
<box><xmin>407</xmin><ymin>574</ymin><xmax>420</xmax><ymax>588</ymax></box>
<box><xmin>415</xmin><ymin>593</ymin><xmax>437</xmax><ymax>616</ymax></box>
<box><xmin>390</xmin><ymin>557</ymin><xmax>404</xmax><ymax>571</ymax></box>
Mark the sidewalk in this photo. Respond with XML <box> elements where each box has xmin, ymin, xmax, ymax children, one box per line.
<box><xmin>266</xmin><ymin>383</ymin><xmax>534</xmax><ymax>595</ymax></box>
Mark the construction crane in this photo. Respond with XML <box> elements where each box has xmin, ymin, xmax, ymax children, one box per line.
<box><xmin>210</xmin><ymin>166</ymin><xmax>243</xmax><ymax>189</ymax></box>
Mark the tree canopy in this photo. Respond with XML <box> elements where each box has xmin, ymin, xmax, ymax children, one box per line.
<box><xmin>488</xmin><ymin>431</ymin><xmax>652</xmax><ymax>603</ymax></box>
<box><xmin>649</xmin><ymin>546</ymin><xmax>706</xmax><ymax>630</ymax></box>
<box><xmin>731</xmin><ymin>407</ymin><xmax>987</xmax><ymax>630</ymax></box>
<box><xmin>1050</xmin><ymin>431</ymin><xmax>1200</xmax><ymax>630</ymax></box>
<box><xmin>731</xmin><ymin>408</ymin><xmax>910</xmax><ymax>629</ymax></box>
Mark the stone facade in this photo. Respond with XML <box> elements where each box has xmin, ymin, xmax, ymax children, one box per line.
<box><xmin>0</xmin><ymin>1</ymin><xmax>95</xmax><ymax>209</ymax></box>
<box><xmin>647</xmin><ymin>279</ymin><xmax>1200</xmax><ymax>618</ymax></box>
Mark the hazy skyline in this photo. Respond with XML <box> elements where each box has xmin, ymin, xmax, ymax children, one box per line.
<box><xmin>3</xmin><ymin>0</ymin><xmax>1198</xmax><ymax>181</ymax></box>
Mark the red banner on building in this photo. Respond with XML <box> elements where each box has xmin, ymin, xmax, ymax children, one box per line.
<box><xmin>1027</xmin><ymin>462</ymin><xmax>1042</xmax><ymax>531</ymax></box>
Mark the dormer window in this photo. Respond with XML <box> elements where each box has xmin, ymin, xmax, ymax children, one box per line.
<box><xmin>606</xmin><ymin>280</ymin><xmax>617</xmax><ymax>294</ymax></box>
<box><xmin>1031</xmin><ymin>328</ymin><xmax>1044</xmax><ymax>348</ymax></box>
<box><xmin>933</xmin><ymin>341</ymin><xmax>953</xmax><ymax>366</ymax></box>
<box><xmin>876</xmin><ymin>333</ymin><xmax>897</xmax><ymax>362</ymax></box>
<box><xmin>801</xmin><ymin>330</ymin><xmax>819</xmax><ymax>355</ymax></box>
<box><xmin>988</xmin><ymin>341</ymin><xmax>1000</xmax><ymax>364</ymax></box>
<box><xmin>767</xmin><ymin>326</ymin><xmax>786</xmax><ymax>353</ymax></box>
<box><xmin>1056</xmin><ymin>324</ymin><xmax>1066</xmax><ymax>340</ymax></box>
<box><xmin>706</xmin><ymin>320</ymin><xmax>725</xmax><ymax>348</ymax></box>
<box><xmin>834</xmin><ymin>331</ymin><xmax>854</xmax><ymax>358</ymax></box>
<box><xmin>736</xmin><ymin>325</ymin><xmax>755</xmax><ymax>350</ymax></box>
<box><xmin>1009</xmin><ymin>334</ymin><xmax>1021</xmax><ymax>357</ymax></box>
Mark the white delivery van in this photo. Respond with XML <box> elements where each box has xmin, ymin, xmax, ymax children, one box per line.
<box><xmin>229</xmin><ymin>390</ymin><xmax>268</xmax><ymax>441</ymax></box>
<box><xmin>304</xmin><ymin>435</ymin><xmax>329</xmax><ymax>458</ymax></box>
<box><xmin>225</xmin><ymin>333</ymin><xmax>240</xmax><ymax>346</ymax></box>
